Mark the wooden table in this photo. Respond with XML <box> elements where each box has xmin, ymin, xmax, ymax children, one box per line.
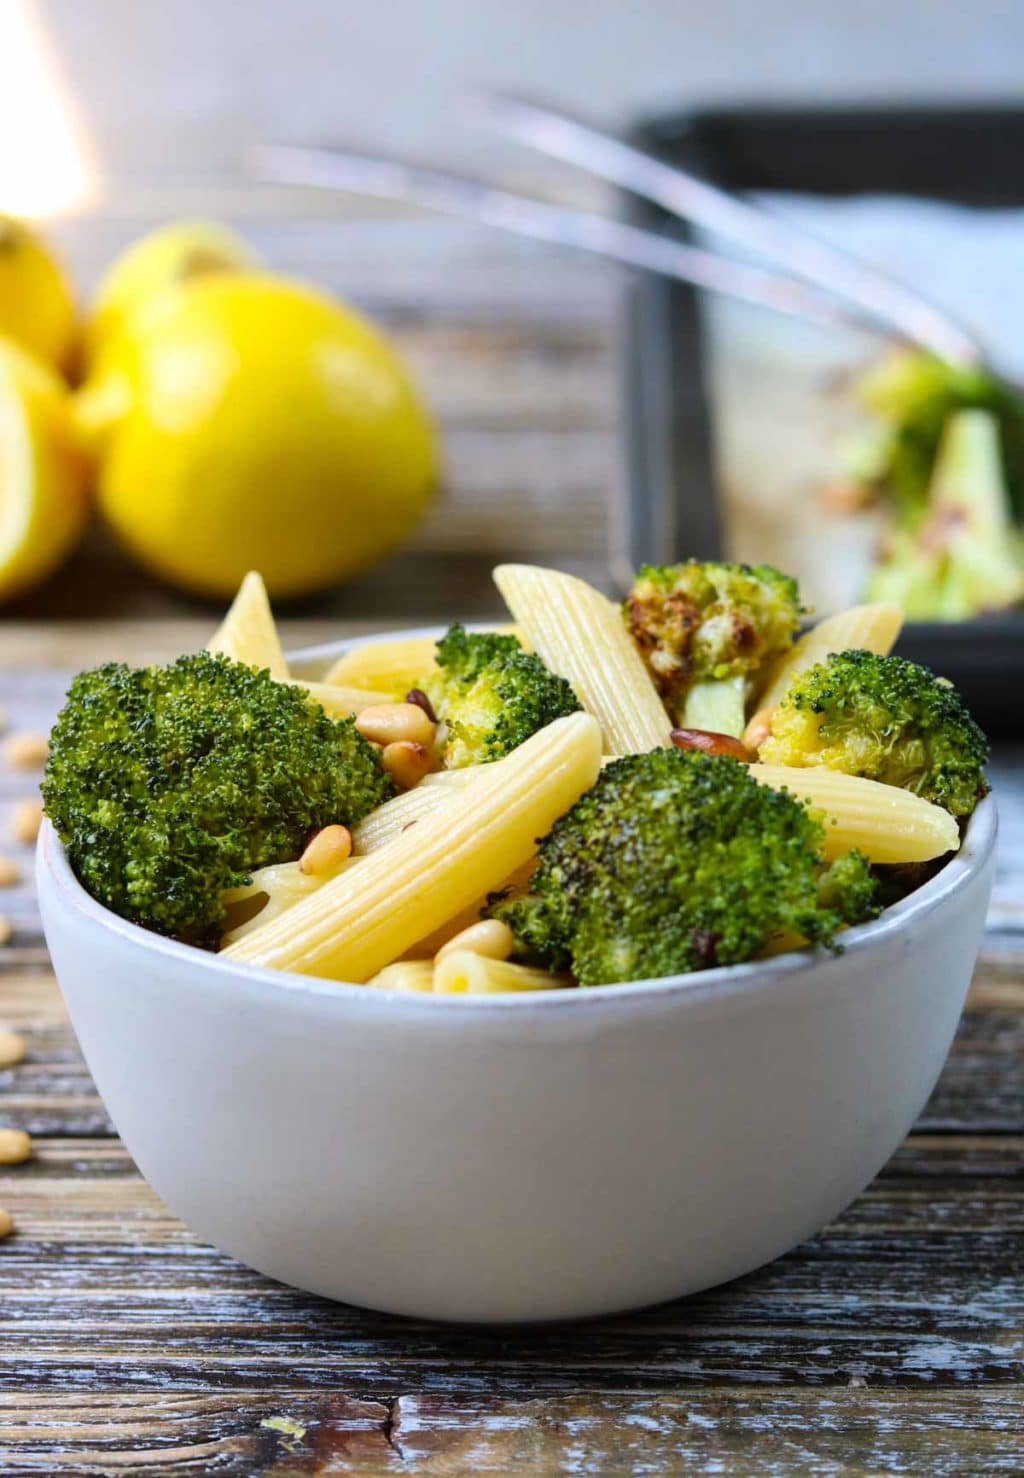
<box><xmin>1</xmin><ymin>216</ymin><xmax>1022</xmax><ymax>1472</ymax></box>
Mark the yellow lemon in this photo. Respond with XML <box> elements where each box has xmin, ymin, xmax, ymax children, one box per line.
<box><xmin>0</xmin><ymin>339</ymin><xmax>91</xmax><ymax>602</ymax></box>
<box><xmin>76</xmin><ymin>273</ymin><xmax>437</xmax><ymax>598</ymax></box>
<box><xmin>0</xmin><ymin>215</ymin><xmax>77</xmax><ymax>372</ymax></box>
<box><xmin>83</xmin><ymin>220</ymin><xmax>259</xmax><ymax>372</ymax></box>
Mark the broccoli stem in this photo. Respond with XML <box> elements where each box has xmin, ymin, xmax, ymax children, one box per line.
<box><xmin>681</xmin><ymin>675</ymin><xmax>746</xmax><ymax>737</ymax></box>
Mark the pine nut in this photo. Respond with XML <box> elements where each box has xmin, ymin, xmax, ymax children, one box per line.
<box><xmin>4</xmin><ymin>732</ymin><xmax>49</xmax><ymax>770</ymax></box>
<box><xmin>405</xmin><ymin>687</ymin><xmax>438</xmax><ymax>723</ymax></box>
<box><xmin>0</xmin><ymin>1129</ymin><xmax>31</xmax><ymax>1165</ymax></box>
<box><xmin>9</xmin><ymin>798</ymin><xmax>43</xmax><ymax>845</ymax></box>
<box><xmin>381</xmin><ymin>741</ymin><xmax>433</xmax><ymax>790</ymax></box>
<box><xmin>436</xmin><ymin>919</ymin><xmax>515</xmax><ymax>963</ymax></box>
<box><xmin>670</xmin><ymin>728</ymin><xmax>754</xmax><ymax>762</ymax></box>
<box><xmin>299</xmin><ymin>824</ymin><xmax>352</xmax><ymax>876</ymax></box>
<box><xmin>356</xmin><ymin>703</ymin><xmax>436</xmax><ymax>747</ymax></box>
<box><xmin>0</xmin><ymin>1209</ymin><xmax>13</xmax><ymax>1239</ymax></box>
<box><xmin>0</xmin><ymin>857</ymin><xmax>20</xmax><ymax>887</ymax></box>
<box><xmin>0</xmin><ymin>917</ymin><xmax>11</xmax><ymax>948</ymax></box>
<box><xmin>742</xmin><ymin>706</ymin><xmax>776</xmax><ymax>752</ymax></box>
<box><xmin>0</xmin><ymin>1031</ymin><xmax>25</xmax><ymax>1069</ymax></box>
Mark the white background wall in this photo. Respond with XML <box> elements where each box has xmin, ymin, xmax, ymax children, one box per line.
<box><xmin>35</xmin><ymin>0</ymin><xmax>1024</xmax><ymax>189</ymax></box>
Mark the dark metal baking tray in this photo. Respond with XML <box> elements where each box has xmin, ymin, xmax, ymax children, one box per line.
<box><xmin>621</xmin><ymin>104</ymin><xmax>1024</xmax><ymax>733</ymax></box>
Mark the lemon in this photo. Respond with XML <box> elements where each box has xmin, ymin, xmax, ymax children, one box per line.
<box><xmin>0</xmin><ymin>216</ymin><xmax>77</xmax><ymax>372</ymax></box>
<box><xmin>76</xmin><ymin>274</ymin><xmax>437</xmax><ymax>598</ymax></box>
<box><xmin>0</xmin><ymin>340</ymin><xmax>91</xmax><ymax>601</ymax></box>
<box><xmin>83</xmin><ymin>220</ymin><xmax>259</xmax><ymax>372</ymax></box>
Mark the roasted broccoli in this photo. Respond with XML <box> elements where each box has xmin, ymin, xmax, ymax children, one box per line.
<box><xmin>624</xmin><ymin>561</ymin><xmax>803</xmax><ymax>735</ymax></box>
<box><xmin>865</xmin><ymin>410</ymin><xmax>1024</xmax><ymax>619</ymax></box>
<box><xmin>425</xmin><ymin>623</ymin><xmax>581</xmax><ymax>768</ymax></box>
<box><xmin>847</xmin><ymin>348</ymin><xmax>1024</xmax><ymax>523</ymax></box>
<box><xmin>488</xmin><ymin>749</ymin><xmax>878</xmax><ymax>986</ymax></box>
<box><xmin>43</xmin><ymin>651</ymin><xmax>393</xmax><ymax>947</ymax></box>
<box><xmin>760</xmin><ymin>648</ymin><xmax>988</xmax><ymax>818</ymax></box>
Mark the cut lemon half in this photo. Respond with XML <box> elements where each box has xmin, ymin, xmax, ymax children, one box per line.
<box><xmin>0</xmin><ymin>340</ymin><xmax>91</xmax><ymax>602</ymax></box>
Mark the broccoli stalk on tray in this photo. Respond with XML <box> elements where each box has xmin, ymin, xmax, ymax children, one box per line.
<box><xmin>42</xmin><ymin>652</ymin><xmax>394</xmax><ymax>948</ymax></box>
<box><xmin>760</xmin><ymin>648</ymin><xmax>989</xmax><ymax>819</ymax></box>
<box><xmin>424</xmin><ymin>623</ymin><xmax>581</xmax><ymax>769</ymax></box>
<box><xmin>865</xmin><ymin>409</ymin><xmax>1024</xmax><ymax>619</ymax></box>
<box><xmin>488</xmin><ymin>749</ymin><xmax>879</xmax><ymax>987</ymax></box>
<box><xmin>623</xmin><ymin>561</ymin><xmax>802</xmax><ymax>737</ymax></box>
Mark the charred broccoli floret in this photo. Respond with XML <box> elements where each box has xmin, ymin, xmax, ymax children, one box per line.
<box><xmin>425</xmin><ymin>623</ymin><xmax>581</xmax><ymax>768</ymax></box>
<box><xmin>624</xmin><ymin>561</ymin><xmax>803</xmax><ymax>734</ymax></box>
<box><xmin>760</xmin><ymin>648</ymin><xmax>988</xmax><ymax>818</ymax></box>
<box><xmin>488</xmin><ymin>750</ymin><xmax>878</xmax><ymax>986</ymax></box>
<box><xmin>865</xmin><ymin>410</ymin><xmax>1024</xmax><ymax>619</ymax></box>
<box><xmin>43</xmin><ymin>651</ymin><xmax>393</xmax><ymax>947</ymax></box>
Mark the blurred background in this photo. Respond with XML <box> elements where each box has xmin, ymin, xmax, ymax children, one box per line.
<box><xmin>3</xmin><ymin>0</ymin><xmax>1024</xmax><ymax>635</ymax></box>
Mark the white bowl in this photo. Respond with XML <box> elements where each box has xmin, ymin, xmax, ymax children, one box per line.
<box><xmin>37</xmin><ymin>631</ymin><xmax>998</xmax><ymax>1323</ymax></box>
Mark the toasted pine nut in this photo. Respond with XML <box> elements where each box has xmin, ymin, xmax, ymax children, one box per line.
<box><xmin>356</xmin><ymin>702</ymin><xmax>436</xmax><ymax>748</ymax></box>
<box><xmin>299</xmin><ymin>824</ymin><xmax>352</xmax><ymax>876</ymax></box>
<box><xmin>0</xmin><ymin>917</ymin><xmax>11</xmax><ymax>948</ymax></box>
<box><xmin>0</xmin><ymin>1031</ymin><xmax>25</xmax><ymax>1069</ymax></box>
<box><xmin>381</xmin><ymin>741</ymin><xmax>433</xmax><ymax>790</ymax></box>
<box><xmin>436</xmin><ymin>919</ymin><xmax>515</xmax><ymax>963</ymax></box>
<box><xmin>0</xmin><ymin>1209</ymin><xmax>13</xmax><ymax>1240</ymax></box>
<box><xmin>0</xmin><ymin>857</ymin><xmax>20</xmax><ymax>887</ymax></box>
<box><xmin>0</xmin><ymin>1129</ymin><xmax>31</xmax><ymax>1165</ymax></box>
<box><xmin>670</xmin><ymin>728</ymin><xmax>754</xmax><ymax>762</ymax></box>
<box><xmin>4</xmin><ymin>732</ymin><xmax>49</xmax><ymax>770</ymax></box>
<box><xmin>9</xmin><ymin>798</ymin><xmax>43</xmax><ymax>846</ymax></box>
<box><xmin>404</xmin><ymin>687</ymin><xmax>438</xmax><ymax>723</ymax></box>
<box><xmin>742</xmin><ymin>706</ymin><xmax>776</xmax><ymax>752</ymax></box>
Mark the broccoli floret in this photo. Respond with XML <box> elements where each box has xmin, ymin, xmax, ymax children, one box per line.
<box><xmin>624</xmin><ymin>561</ymin><xmax>803</xmax><ymax>733</ymax></box>
<box><xmin>425</xmin><ymin>623</ymin><xmax>581</xmax><ymax>768</ymax></box>
<box><xmin>488</xmin><ymin>750</ymin><xmax>878</xmax><ymax>986</ymax></box>
<box><xmin>760</xmin><ymin>648</ymin><xmax>988</xmax><ymax>818</ymax></box>
<box><xmin>848</xmin><ymin>349</ymin><xmax>1024</xmax><ymax>523</ymax></box>
<box><xmin>865</xmin><ymin>410</ymin><xmax>1024</xmax><ymax>619</ymax></box>
<box><xmin>42</xmin><ymin>651</ymin><xmax>393</xmax><ymax>947</ymax></box>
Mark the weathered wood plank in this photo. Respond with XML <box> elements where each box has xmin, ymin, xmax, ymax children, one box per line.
<box><xmin>0</xmin><ymin>1389</ymin><xmax>1020</xmax><ymax>1476</ymax></box>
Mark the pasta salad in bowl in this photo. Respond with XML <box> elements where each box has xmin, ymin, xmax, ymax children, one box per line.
<box><xmin>36</xmin><ymin>562</ymin><xmax>996</xmax><ymax>1319</ymax></box>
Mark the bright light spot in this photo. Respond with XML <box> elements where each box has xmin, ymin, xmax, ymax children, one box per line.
<box><xmin>0</xmin><ymin>0</ymin><xmax>93</xmax><ymax>219</ymax></box>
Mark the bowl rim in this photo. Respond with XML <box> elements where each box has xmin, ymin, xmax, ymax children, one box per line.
<box><xmin>37</xmin><ymin>624</ymin><xmax>999</xmax><ymax>1017</ymax></box>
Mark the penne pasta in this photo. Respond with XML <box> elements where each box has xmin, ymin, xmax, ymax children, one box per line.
<box><xmin>433</xmin><ymin>952</ymin><xmax>568</xmax><ymax>995</ymax></box>
<box><xmin>207</xmin><ymin>571</ymin><xmax>289</xmax><ymax>680</ymax></box>
<box><xmin>367</xmin><ymin>961</ymin><xmax>436</xmax><ymax>993</ymax></box>
<box><xmin>351</xmin><ymin>767</ymin><xmax>477</xmax><ymax>853</ymax></box>
<box><xmin>494</xmin><ymin>564</ymin><xmax>670</xmax><ymax>756</ymax></box>
<box><xmin>323</xmin><ymin>626</ymin><xmax>524</xmax><ymax>698</ymax></box>
<box><xmin>222</xmin><ymin>712</ymin><xmax>604</xmax><ymax>981</ymax></box>
<box><xmin>221</xmin><ymin>857</ymin><xmax>358</xmax><ymax>944</ymax></box>
<box><xmin>405</xmin><ymin>858</ymin><xmax>537</xmax><ymax>958</ymax></box>
<box><xmin>755</xmin><ymin>603</ymin><xmax>903</xmax><ymax>716</ymax></box>
<box><xmin>750</xmin><ymin>763</ymin><xmax>959</xmax><ymax>863</ymax></box>
<box><xmin>286</xmin><ymin>679</ymin><xmax>386</xmax><ymax>720</ymax></box>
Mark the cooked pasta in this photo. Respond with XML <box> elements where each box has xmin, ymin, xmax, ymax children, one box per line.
<box><xmin>367</xmin><ymin>961</ymin><xmax>436</xmax><ymax>993</ymax></box>
<box><xmin>755</xmin><ymin>603</ymin><xmax>903</xmax><ymax>714</ymax></box>
<box><xmin>433</xmin><ymin>952</ymin><xmax>568</xmax><ymax>994</ymax></box>
<box><xmin>323</xmin><ymin>626</ymin><xmax>524</xmax><ymax>697</ymax></box>
<box><xmin>493</xmin><ymin>564</ymin><xmax>670</xmax><ymax>755</ymax></box>
<box><xmin>406</xmin><ymin>858</ymin><xmax>537</xmax><ymax>958</ymax></box>
<box><xmin>286</xmin><ymin>679</ymin><xmax>385</xmax><ymax>720</ymax></box>
<box><xmin>207</xmin><ymin>571</ymin><xmax>289</xmax><ymax>680</ymax></box>
<box><xmin>221</xmin><ymin>857</ymin><xmax>358</xmax><ymax>944</ymax></box>
<box><xmin>222</xmin><ymin>712</ymin><xmax>604</xmax><ymax>980</ymax></box>
<box><xmin>750</xmin><ymin>763</ymin><xmax>959</xmax><ymax>863</ymax></box>
<box><xmin>351</xmin><ymin>768</ymin><xmax>476</xmax><ymax>854</ymax></box>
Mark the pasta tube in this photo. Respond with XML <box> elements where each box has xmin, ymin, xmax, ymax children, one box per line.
<box><xmin>323</xmin><ymin>626</ymin><xmax>524</xmax><ymax>697</ymax></box>
<box><xmin>223</xmin><ymin>712</ymin><xmax>603</xmax><ymax>980</ymax></box>
<box><xmin>405</xmin><ymin>858</ymin><xmax>537</xmax><ymax>958</ymax></box>
<box><xmin>207</xmin><ymin>571</ymin><xmax>289</xmax><ymax>680</ymax></box>
<box><xmin>367</xmin><ymin>961</ymin><xmax>436</xmax><ymax>993</ymax></box>
<box><xmin>756</xmin><ymin>603</ymin><xmax>903</xmax><ymax>714</ymax></box>
<box><xmin>287</xmin><ymin>680</ymin><xmax>386</xmax><ymax>720</ymax></box>
<box><xmin>351</xmin><ymin>768</ymin><xmax>476</xmax><ymax>854</ymax></box>
<box><xmin>434</xmin><ymin>952</ymin><xmax>568</xmax><ymax>995</ymax></box>
<box><xmin>750</xmin><ymin>763</ymin><xmax>959</xmax><ymax>863</ymax></box>
<box><xmin>494</xmin><ymin>564</ymin><xmax>670</xmax><ymax>755</ymax></box>
<box><xmin>221</xmin><ymin>857</ymin><xmax>358</xmax><ymax>944</ymax></box>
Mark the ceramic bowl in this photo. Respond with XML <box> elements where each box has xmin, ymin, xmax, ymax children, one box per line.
<box><xmin>36</xmin><ymin>630</ymin><xmax>998</xmax><ymax>1323</ymax></box>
